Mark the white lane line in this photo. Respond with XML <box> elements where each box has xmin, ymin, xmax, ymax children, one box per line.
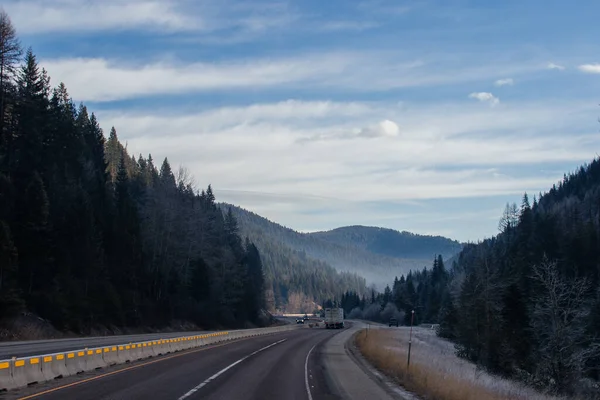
<box><xmin>178</xmin><ymin>338</ymin><xmax>287</xmax><ymax>400</ymax></box>
<box><xmin>305</xmin><ymin>343</ymin><xmax>316</xmax><ymax>400</ymax></box>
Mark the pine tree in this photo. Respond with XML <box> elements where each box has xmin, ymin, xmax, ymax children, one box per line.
<box><xmin>15</xmin><ymin>48</ymin><xmax>47</xmax><ymax>175</ymax></box>
<box><xmin>437</xmin><ymin>291</ymin><xmax>457</xmax><ymax>339</ymax></box>
<box><xmin>0</xmin><ymin>10</ymin><xmax>22</xmax><ymax>148</ymax></box>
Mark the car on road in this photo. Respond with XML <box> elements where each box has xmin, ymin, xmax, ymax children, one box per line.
<box><xmin>389</xmin><ymin>318</ymin><xmax>399</xmax><ymax>327</ymax></box>
<box><xmin>296</xmin><ymin>318</ymin><xmax>304</xmax><ymax>324</ymax></box>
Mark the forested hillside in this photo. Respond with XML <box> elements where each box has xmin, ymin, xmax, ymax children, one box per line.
<box><xmin>223</xmin><ymin>204</ymin><xmax>459</xmax><ymax>288</ymax></box>
<box><xmin>343</xmin><ymin>159</ymin><xmax>600</xmax><ymax>397</ymax></box>
<box><xmin>311</xmin><ymin>226</ymin><xmax>462</xmax><ymax>260</ymax></box>
<box><xmin>0</xmin><ymin>13</ymin><xmax>266</xmax><ymax>336</ymax></box>
<box><xmin>219</xmin><ymin>205</ymin><xmax>366</xmax><ymax>313</ymax></box>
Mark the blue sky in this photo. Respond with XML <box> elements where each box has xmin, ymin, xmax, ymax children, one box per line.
<box><xmin>5</xmin><ymin>0</ymin><xmax>600</xmax><ymax>242</ymax></box>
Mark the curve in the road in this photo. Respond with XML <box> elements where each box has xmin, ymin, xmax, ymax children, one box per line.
<box><xmin>6</xmin><ymin>327</ymin><xmax>341</xmax><ymax>400</ymax></box>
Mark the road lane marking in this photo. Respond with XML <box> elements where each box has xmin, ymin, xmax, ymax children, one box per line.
<box><xmin>177</xmin><ymin>338</ymin><xmax>288</xmax><ymax>400</ymax></box>
<box><xmin>305</xmin><ymin>344</ymin><xmax>316</xmax><ymax>400</ymax></box>
<box><xmin>15</xmin><ymin>336</ymin><xmax>262</xmax><ymax>400</ymax></box>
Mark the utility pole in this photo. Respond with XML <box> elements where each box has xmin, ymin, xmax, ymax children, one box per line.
<box><xmin>407</xmin><ymin>310</ymin><xmax>415</xmax><ymax>370</ymax></box>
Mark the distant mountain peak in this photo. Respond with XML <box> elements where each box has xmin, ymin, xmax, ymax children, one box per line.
<box><xmin>220</xmin><ymin>203</ymin><xmax>462</xmax><ymax>290</ymax></box>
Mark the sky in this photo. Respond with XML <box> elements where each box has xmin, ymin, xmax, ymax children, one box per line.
<box><xmin>5</xmin><ymin>0</ymin><xmax>600</xmax><ymax>243</ymax></box>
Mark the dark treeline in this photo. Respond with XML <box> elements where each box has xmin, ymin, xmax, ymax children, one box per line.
<box><xmin>0</xmin><ymin>12</ymin><xmax>266</xmax><ymax>334</ymax></box>
<box><xmin>330</xmin><ymin>255</ymin><xmax>447</xmax><ymax>326</ymax></box>
<box><xmin>340</xmin><ymin>159</ymin><xmax>600</xmax><ymax>396</ymax></box>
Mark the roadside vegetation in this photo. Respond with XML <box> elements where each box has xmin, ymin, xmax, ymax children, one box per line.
<box><xmin>355</xmin><ymin>327</ymin><xmax>569</xmax><ymax>400</ymax></box>
<box><xmin>339</xmin><ymin>157</ymin><xmax>600</xmax><ymax>396</ymax></box>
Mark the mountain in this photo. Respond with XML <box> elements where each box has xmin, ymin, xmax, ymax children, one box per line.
<box><xmin>220</xmin><ymin>204</ymin><xmax>462</xmax><ymax>291</ymax></box>
<box><xmin>310</xmin><ymin>226</ymin><xmax>462</xmax><ymax>261</ymax></box>
<box><xmin>218</xmin><ymin>205</ymin><xmax>367</xmax><ymax>313</ymax></box>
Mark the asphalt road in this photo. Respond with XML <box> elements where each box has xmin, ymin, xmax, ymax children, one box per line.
<box><xmin>0</xmin><ymin>318</ymin><xmax>305</xmax><ymax>360</ymax></box>
<box><xmin>5</xmin><ymin>326</ymin><xmax>343</xmax><ymax>400</ymax></box>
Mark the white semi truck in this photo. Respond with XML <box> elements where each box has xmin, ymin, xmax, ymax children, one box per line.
<box><xmin>324</xmin><ymin>307</ymin><xmax>344</xmax><ymax>329</ymax></box>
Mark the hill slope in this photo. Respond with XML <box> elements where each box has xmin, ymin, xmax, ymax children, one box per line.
<box><xmin>221</xmin><ymin>204</ymin><xmax>462</xmax><ymax>289</ymax></box>
<box><xmin>218</xmin><ymin>206</ymin><xmax>367</xmax><ymax>313</ymax></box>
<box><xmin>368</xmin><ymin>158</ymin><xmax>600</xmax><ymax>395</ymax></box>
<box><xmin>311</xmin><ymin>226</ymin><xmax>462</xmax><ymax>260</ymax></box>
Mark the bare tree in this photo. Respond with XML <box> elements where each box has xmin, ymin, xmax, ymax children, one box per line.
<box><xmin>498</xmin><ymin>202</ymin><xmax>519</xmax><ymax>232</ymax></box>
<box><xmin>531</xmin><ymin>257</ymin><xmax>600</xmax><ymax>393</ymax></box>
<box><xmin>176</xmin><ymin>165</ymin><xmax>197</xmax><ymax>192</ymax></box>
<box><xmin>0</xmin><ymin>10</ymin><xmax>22</xmax><ymax>140</ymax></box>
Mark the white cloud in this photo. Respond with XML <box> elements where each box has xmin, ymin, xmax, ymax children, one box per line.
<box><xmin>547</xmin><ymin>62</ymin><xmax>566</xmax><ymax>71</ymax></box>
<box><xmin>3</xmin><ymin>0</ymin><xmax>300</xmax><ymax>36</ymax></box>
<box><xmin>39</xmin><ymin>54</ymin><xmax>543</xmax><ymax>102</ymax></box>
<box><xmin>96</xmin><ymin>99</ymin><xmax>598</xmax><ymax>200</ymax></box>
<box><xmin>4</xmin><ymin>0</ymin><xmax>198</xmax><ymax>34</ymax></box>
<box><xmin>358</xmin><ymin>120</ymin><xmax>400</xmax><ymax>138</ymax></box>
<box><xmin>40</xmin><ymin>54</ymin><xmax>352</xmax><ymax>102</ymax></box>
<box><xmin>93</xmin><ymin>98</ymin><xmax>600</xmax><ymax>241</ymax></box>
<box><xmin>578</xmin><ymin>63</ymin><xmax>600</xmax><ymax>74</ymax></box>
<box><xmin>468</xmin><ymin>92</ymin><xmax>500</xmax><ymax>106</ymax></box>
<box><xmin>494</xmin><ymin>78</ymin><xmax>513</xmax><ymax>87</ymax></box>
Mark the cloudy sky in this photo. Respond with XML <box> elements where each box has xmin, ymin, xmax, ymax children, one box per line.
<box><xmin>6</xmin><ymin>0</ymin><xmax>600</xmax><ymax>242</ymax></box>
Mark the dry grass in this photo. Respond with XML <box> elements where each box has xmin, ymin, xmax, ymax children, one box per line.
<box><xmin>355</xmin><ymin>327</ymin><xmax>567</xmax><ymax>400</ymax></box>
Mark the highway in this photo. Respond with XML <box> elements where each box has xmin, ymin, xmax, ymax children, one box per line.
<box><xmin>4</xmin><ymin>326</ymin><xmax>340</xmax><ymax>400</ymax></box>
<box><xmin>0</xmin><ymin>319</ymin><xmax>299</xmax><ymax>359</ymax></box>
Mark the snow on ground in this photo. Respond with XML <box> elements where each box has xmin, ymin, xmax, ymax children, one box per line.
<box><xmin>383</xmin><ymin>326</ymin><xmax>564</xmax><ymax>400</ymax></box>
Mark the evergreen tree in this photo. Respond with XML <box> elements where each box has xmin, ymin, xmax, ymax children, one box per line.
<box><xmin>0</xmin><ymin>10</ymin><xmax>22</xmax><ymax>149</ymax></box>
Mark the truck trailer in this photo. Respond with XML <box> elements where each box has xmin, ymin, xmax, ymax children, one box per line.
<box><xmin>324</xmin><ymin>307</ymin><xmax>344</xmax><ymax>329</ymax></box>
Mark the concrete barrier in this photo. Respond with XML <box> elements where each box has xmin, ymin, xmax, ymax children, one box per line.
<box><xmin>1</xmin><ymin>324</ymin><xmax>302</xmax><ymax>393</ymax></box>
<box><xmin>64</xmin><ymin>350</ymin><xmax>86</xmax><ymax>375</ymax></box>
<box><xmin>131</xmin><ymin>343</ymin><xmax>145</xmax><ymax>361</ymax></box>
<box><xmin>11</xmin><ymin>356</ymin><xmax>44</xmax><ymax>387</ymax></box>
<box><xmin>41</xmin><ymin>353</ymin><xmax>69</xmax><ymax>381</ymax></box>
<box><xmin>85</xmin><ymin>348</ymin><xmax>107</xmax><ymax>370</ymax></box>
<box><xmin>0</xmin><ymin>359</ymin><xmax>16</xmax><ymax>391</ymax></box>
<box><xmin>140</xmin><ymin>341</ymin><xmax>156</xmax><ymax>359</ymax></box>
<box><xmin>103</xmin><ymin>346</ymin><xmax>120</xmax><ymax>366</ymax></box>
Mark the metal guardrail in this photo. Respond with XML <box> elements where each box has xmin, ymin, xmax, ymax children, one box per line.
<box><xmin>0</xmin><ymin>324</ymin><xmax>301</xmax><ymax>392</ymax></box>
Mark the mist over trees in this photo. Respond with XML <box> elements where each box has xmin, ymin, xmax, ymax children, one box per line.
<box><xmin>0</xmin><ymin>12</ymin><xmax>266</xmax><ymax>334</ymax></box>
<box><xmin>222</xmin><ymin>204</ymin><xmax>368</xmax><ymax>312</ymax></box>
<box><xmin>342</xmin><ymin>161</ymin><xmax>600</xmax><ymax>396</ymax></box>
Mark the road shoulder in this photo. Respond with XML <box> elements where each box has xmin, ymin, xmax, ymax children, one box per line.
<box><xmin>319</xmin><ymin>322</ymin><xmax>402</xmax><ymax>400</ymax></box>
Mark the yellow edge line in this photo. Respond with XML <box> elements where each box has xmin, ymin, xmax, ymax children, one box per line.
<box><xmin>17</xmin><ymin>336</ymin><xmax>252</xmax><ymax>400</ymax></box>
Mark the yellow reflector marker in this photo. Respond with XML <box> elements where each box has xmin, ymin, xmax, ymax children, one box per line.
<box><xmin>119</xmin><ymin>346</ymin><xmax>124</xmax><ymax>351</ymax></box>
<box><xmin>15</xmin><ymin>360</ymin><xmax>25</xmax><ymax>367</ymax></box>
<box><xmin>87</xmin><ymin>351</ymin><xmax>93</xmax><ymax>356</ymax></box>
<box><xmin>125</xmin><ymin>346</ymin><xmax>130</xmax><ymax>350</ymax></box>
<box><xmin>30</xmin><ymin>358</ymin><xmax>40</xmax><ymax>365</ymax></box>
<box><xmin>56</xmin><ymin>354</ymin><xmax>65</xmax><ymax>360</ymax></box>
<box><xmin>68</xmin><ymin>353</ymin><xmax>75</xmax><ymax>359</ymax></box>
<box><xmin>112</xmin><ymin>347</ymin><xmax>117</xmax><ymax>351</ymax></box>
<box><xmin>104</xmin><ymin>348</ymin><xmax>109</xmax><ymax>353</ymax></box>
<box><xmin>43</xmin><ymin>356</ymin><xmax>52</xmax><ymax>363</ymax></box>
<box><xmin>0</xmin><ymin>362</ymin><xmax>9</xmax><ymax>369</ymax></box>
<box><xmin>143</xmin><ymin>344</ymin><xmax>147</xmax><ymax>347</ymax></box>
<box><xmin>95</xmin><ymin>349</ymin><xmax>102</xmax><ymax>354</ymax></box>
<box><xmin>78</xmin><ymin>352</ymin><xmax>85</xmax><ymax>357</ymax></box>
